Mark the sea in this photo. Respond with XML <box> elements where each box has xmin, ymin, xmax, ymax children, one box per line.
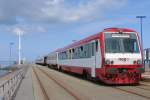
<box><xmin>0</xmin><ymin>70</ymin><xmax>8</xmax><ymax>77</ymax></box>
<box><xmin>0</xmin><ymin>61</ymin><xmax>10</xmax><ymax>77</ymax></box>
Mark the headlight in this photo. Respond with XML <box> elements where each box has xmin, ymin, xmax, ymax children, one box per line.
<box><xmin>105</xmin><ymin>60</ymin><xmax>110</xmax><ymax>65</ymax></box>
<box><xmin>137</xmin><ymin>60</ymin><xmax>142</xmax><ymax>65</ymax></box>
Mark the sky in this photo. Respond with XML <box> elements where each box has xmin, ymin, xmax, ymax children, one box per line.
<box><xmin>0</xmin><ymin>0</ymin><xmax>149</xmax><ymax>62</ymax></box>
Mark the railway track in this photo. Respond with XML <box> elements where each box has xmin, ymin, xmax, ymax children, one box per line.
<box><xmin>113</xmin><ymin>84</ymin><xmax>150</xmax><ymax>100</ymax></box>
<box><xmin>33</xmin><ymin>65</ymin><xmax>150</xmax><ymax>100</ymax></box>
<box><xmin>33</xmin><ymin>66</ymin><xmax>85</xmax><ymax>100</ymax></box>
<box><xmin>136</xmin><ymin>85</ymin><xmax>150</xmax><ymax>91</ymax></box>
<box><xmin>38</xmin><ymin>67</ymin><xmax>82</xmax><ymax>100</ymax></box>
<box><xmin>33</xmin><ymin>67</ymin><xmax>50</xmax><ymax>100</ymax></box>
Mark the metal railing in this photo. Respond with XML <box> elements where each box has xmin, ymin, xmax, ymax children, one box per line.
<box><xmin>0</xmin><ymin>68</ymin><xmax>25</xmax><ymax>100</ymax></box>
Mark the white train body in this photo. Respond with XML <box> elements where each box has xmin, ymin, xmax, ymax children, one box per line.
<box><xmin>45</xmin><ymin>28</ymin><xmax>144</xmax><ymax>84</ymax></box>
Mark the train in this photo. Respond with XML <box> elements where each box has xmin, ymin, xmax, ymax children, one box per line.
<box><xmin>35</xmin><ymin>56</ymin><xmax>47</xmax><ymax>66</ymax></box>
<box><xmin>36</xmin><ymin>28</ymin><xmax>144</xmax><ymax>84</ymax></box>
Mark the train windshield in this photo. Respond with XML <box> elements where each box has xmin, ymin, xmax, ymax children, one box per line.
<box><xmin>105</xmin><ymin>33</ymin><xmax>140</xmax><ymax>53</ymax></box>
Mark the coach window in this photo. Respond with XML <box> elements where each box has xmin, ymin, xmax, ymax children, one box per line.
<box><xmin>95</xmin><ymin>40</ymin><xmax>98</xmax><ymax>51</ymax></box>
<box><xmin>60</xmin><ymin>52</ymin><xmax>63</xmax><ymax>59</ymax></box>
<box><xmin>72</xmin><ymin>48</ymin><xmax>75</xmax><ymax>59</ymax></box>
<box><xmin>80</xmin><ymin>46</ymin><xmax>83</xmax><ymax>58</ymax></box>
<box><xmin>64</xmin><ymin>51</ymin><xmax>68</xmax><ymax>59</ymax></box>
<box><xmin>75</xmin><ymin>48</ymin><xmax>78</xmax><ymax>59</ymax></box>
<box><xmin>77</xmin><ymin>47</ymin><xmax>80</xmax><ymax>59</ymax></box>
<box><xmin>91</xmin><ymin>43</ymin><xmax>95</xmax><ymax>56</ymax></box>
<box><xmin>88</xmin><ymin>44</ymin><xmax>92</xmax><ymax>58</ymax></box>
<box><xmin>68</xmin><ymin>49</ymin><xmax>72</xmax><ymax>59</ymax></box>
<box><xmin>58</xmin><ymin>53</ymin><xmax>61</xmax><ymax>60</ymax></box>
<box><xmin>80</xmin><ymin>46</ymin><xmax>83</xmax><ymax>51</ymax></box>
<box><xmin>83</xmin><ymin>44</ymin><xmax>88</xmax><ymax>58</ymax></box>
<box><xmin>82</xmin><ymin>45</ymin><xmax>85</xmax><ymax>58</ymax></box>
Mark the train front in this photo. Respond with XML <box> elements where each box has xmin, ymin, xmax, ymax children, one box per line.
<box><xmin>103</xmin><ymin>28</ymin><xmax>144</xmax><ymax>84</ymax></box>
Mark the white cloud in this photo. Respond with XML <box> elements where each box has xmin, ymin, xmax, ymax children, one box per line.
<box><xmin>0</xmin><ymin>0</ymin><xmax>127</xmax><ymax>24</ymax></box>
<box><xmin>13</xmin><ymin>27</ymin><xmax>25</xmax><ymax>35</ymax></box>
<box><xmin>42</xmin><ymin>0</ymin><xmax>127</xmax><ymax>22</ymax></box>
<box><xmin>0</xmin><ymin>25</ymin><xmax>48</xmax><ymax>35</ymax></box>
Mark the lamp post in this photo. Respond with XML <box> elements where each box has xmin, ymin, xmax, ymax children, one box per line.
<box><xmin>14</xmin><ymin>28</ymin><xmax>24</xmax><ymax>65</ymax></box>
<box><xmin>9</xmin><ymin>42</ymin><xmax>14</xmax><ymax>66</ymax></box>
<box><xmin>136</xmin><ymin>16</ymin><xmax>146</xmax><ymax>67</ymax></box>
<box><xmin>136</xmin><ymin>16</ymin><xmax>146</xmax><ymax>51</ymax></box>
<box><xmin>18</xmin><ymin>30</ymin><xmax>22</xmax><ymax>65</ymax></box>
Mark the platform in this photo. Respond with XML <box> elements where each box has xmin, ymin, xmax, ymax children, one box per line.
<box><xmin>12</xmin><ymin>64</ymin><xmax>150</xmax><ymax>100</ymax></box>
<box><xmin>14</xmin><ymin>66</ymin><xmax>35</xmax><ymax>100</ymax></box>
<box><xmin>142</xmin><ymin>70</ymin><xmax>150</xmax><ymax>79</ymax></box>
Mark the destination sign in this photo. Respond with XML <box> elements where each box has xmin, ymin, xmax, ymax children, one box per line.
<box><xmin>111</xmin><ymin>34</ymin><xmax>130</xmax><ymax>38</ymax></box>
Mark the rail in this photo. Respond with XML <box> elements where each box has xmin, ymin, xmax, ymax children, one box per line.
<box><xmin>0</xmin><ymin>68</ymin><xmax>25</xmax><ymax>100</ymax></box>
<box><xmin>38</xmin><ymin>67</ymin><xmax>83</xmax><ymax>100</ymax></box>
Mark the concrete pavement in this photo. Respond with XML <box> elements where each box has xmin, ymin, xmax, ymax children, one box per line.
<box><xmin>14</xmin><ymin>66</ymin><xmax>35</xmax><ymax>100</ymax></box>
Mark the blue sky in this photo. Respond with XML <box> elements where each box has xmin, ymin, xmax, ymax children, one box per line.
<box><xmin>0</xmin><ymin>0</ymin><xmax>149</xmax><ymax>62</ymax></box>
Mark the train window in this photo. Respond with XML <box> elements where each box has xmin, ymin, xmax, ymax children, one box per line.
<box><xmin>88</xmin><ymin>44</ymin><xmax>92</xmax><ymax>57</ymax></box>
<box><xmin>91</xmin><ymin>41</ymin><xmax>98</xmax><ymax>56</ymax></box>
<box><xmin>77</xmin><ymin>47</ymin><xmax>81</xmax><ymax>58</ymax></box>
<box><xmin>83</xmin><ymin>45</ymin><xmax>87</xmax><ymax>58</ymax></box>
<box><xmin>72</xmin><ymin>49</ymin><xmax>74</xmax><ymax>53</ymax></box>
<box><xmin>58</xmin><ymin>51</ymin><xmax>68</xmax><ymax>60</ymax></box>
<box><xmin>58</xmin><ymin>53</ymin><xmax>61</xmax><ymax>60</ymax></box>
<box><xmin>80</xmin><ymin>46</ymin><xmax>83</xmax><ymax>51</ymax></box>
<box><xmin>95</xmin><ymin>40</ymin><xmax>98</xmax><ymax>51</ymax></box>
<box><xmin>69</xmin><ymin>49</ymin><xmax>72</xmax><ymax>53</ymax></box>
<box><xmin>123</xmin><ymin>38</ymin><xmax>139</xmax><ymax>53</ymax></box>
<box><xmin>105</xmin><ymin>33</ymin><xmax>139</xmax><ymax>53</ymax></box>
<box><xmin>74</xmin><ymin>48</ymin><xmax>77</xmax><ymax>59</ymax></box>
<box><xmin>80</xmin><ymin>46</ymin><xmax>84</xmax><ymax>58</ymax></box>
<box><xmin>83</xmin><ymin>44</ymin><xmax>90</xmax><ymax>58</ymax></box>
<box><xmin>91</xmin><ymin>43</ymin><xmax>95</xmax><ymax>56</ymax></box>
<box><xmin>68</xmin><ymin>49</ymin><xmax>72</xmax><ymax>59</ymax></box>
<box><xmin>65</xmin><ymin>51</ymin><xmax>68</xmax><ymax>59</ymax></box>
<box><xmin>72</xmin><ymin>48</ymin><xmax>77</xmax><ymax>59</ymax></box>
<box><xmin>71</xmin><ymin>43</ymin><xmax>94</xmax><ymax>59</ymax></box>
<box><xmin>105</xmin><ymin>38</ymin><xmax>121</xmax><ymax>53</ymax></box>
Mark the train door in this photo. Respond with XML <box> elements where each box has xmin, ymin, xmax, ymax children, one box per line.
<box><xmin>91</xmin><ymin>40</ymin><xmax>98</xmax><ymax>77</ymax></box>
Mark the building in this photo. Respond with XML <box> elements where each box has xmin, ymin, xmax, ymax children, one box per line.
<box><xmin>144</xmin><ymin>48</ymin><xmax>150</xmax><ymax>69</ymax></box>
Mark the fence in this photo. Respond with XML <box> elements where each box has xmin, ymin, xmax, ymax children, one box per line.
<box><xmin>0</xmin><ymin>68</ymin><xmax>25</xmax><ymax>100</ymax></box>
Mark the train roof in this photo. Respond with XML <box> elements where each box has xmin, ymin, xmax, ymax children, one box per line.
<box><xmin>56</xmin><ymin>28</ymin><xmax>138</xmax><ymax>52</ymax></box>
<box><xmin>103</xmin><ymin>28</ymin><xmax>136</xmax><ymax>32</ymax></box>
<box><xmin>56</xmin><ymin>33</ymin><xmax>100</xmax><ymax>52</ymax></box>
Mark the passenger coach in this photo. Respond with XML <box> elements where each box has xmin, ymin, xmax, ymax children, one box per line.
<box><xmin>46</xmin><ymin>28</ymin><xmax>144</xmax><ymax>84</ymax></box>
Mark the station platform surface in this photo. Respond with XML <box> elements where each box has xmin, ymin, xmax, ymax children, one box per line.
<box><xmin>142</xmin><ymin>64</ymin><xmax>150</xmax><ymax>79</ymax></box>
<box><xmin>13</xmin><ymin>65</ymin><xmax>150</xmax><ymax>100</ymax></box>
<box><xmin>142</xmin><ymin>70</ymin><xmax>150</xmax><ymax>79</ymax></box>
<box><xmin>14</xmin><ymin>66</ymin><xmax>34</xmax><ymax>100</ymax></box>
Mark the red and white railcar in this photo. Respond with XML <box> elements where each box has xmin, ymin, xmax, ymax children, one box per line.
<box><xmin>46</xmin><ymin>28</ymin><xmax>144</xmax><ymax>84</ymax></box>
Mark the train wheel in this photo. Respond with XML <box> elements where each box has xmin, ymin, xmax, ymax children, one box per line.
<box><xmin>87</xmin><ymin>73</ymin><xmax>92</xmax><ymax>81</ymax></box>
<box><xmin>83</xmin><ymin>70</ymin><xmax>91</xmax><ymax>80</ymax></box>
<box><xmin>83</xmin><ymin>70</ymin><xmax>87</xmax><ymax>79</ymax></box>
<box><xmin>48</xmin><ymin>65</ymin><xmax>51</xmax><ymax>68</ymax></box>
<box><xmin>58</xmin><ymin>66</ymin><xmax>62</xmax><ymax>72</ymax></box>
